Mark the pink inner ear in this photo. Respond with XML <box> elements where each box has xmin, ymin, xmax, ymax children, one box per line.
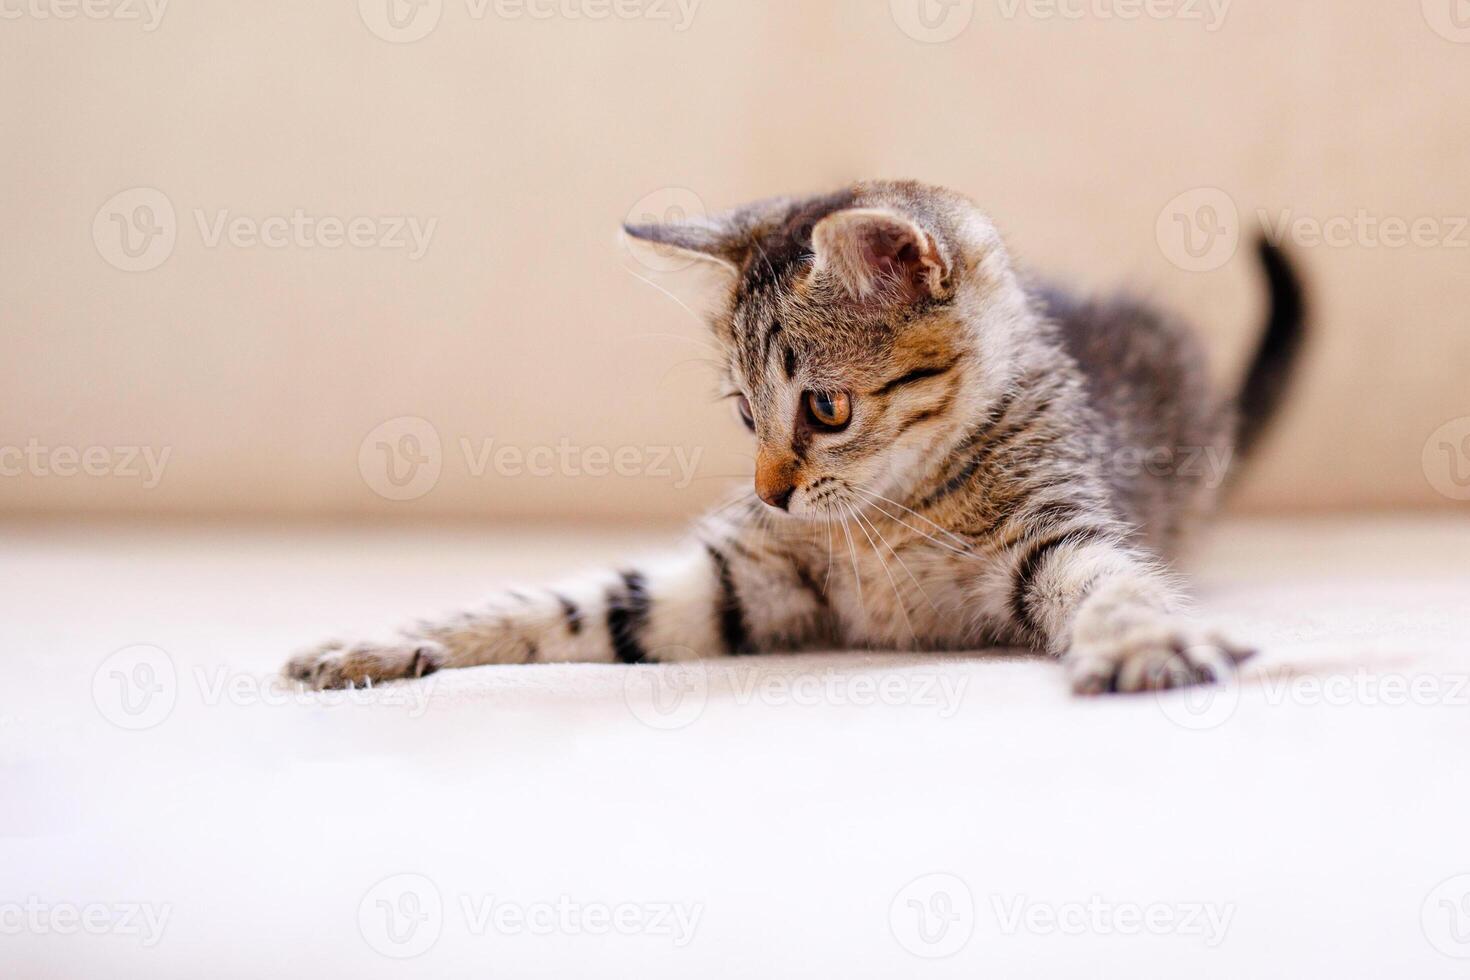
<box><xmin>861</xmin><ymin>225</ymin><xmax>929</xmax><ymax>288</ymax></box>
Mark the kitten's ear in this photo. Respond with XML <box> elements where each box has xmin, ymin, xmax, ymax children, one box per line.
<box><xmin>811</xmin><ymin>208</ymin><xmax>951</xmax><ymax>303</ymax></box>
<box><xmin>621</xmin><ymin>216</ymin><xmax>742</xmax><ymax>275</ymax></box>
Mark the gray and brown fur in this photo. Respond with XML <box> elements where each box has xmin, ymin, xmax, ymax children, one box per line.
<box><xmin>286</xmin><ymin>179</ymin><xmax>1306</xmax><ymax>695</ymax></box>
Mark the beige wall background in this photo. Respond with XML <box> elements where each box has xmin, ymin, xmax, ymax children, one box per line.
<box><xmin>3</xmin><ymin>0</ymin><xmax>1468</xmax><ymax>521</ymax></box>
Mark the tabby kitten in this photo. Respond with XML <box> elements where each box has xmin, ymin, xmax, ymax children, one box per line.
<box><xmin>286</xmin><ymin>180</ymin><xmax>1305</xmax><ymax>695</ymax></box>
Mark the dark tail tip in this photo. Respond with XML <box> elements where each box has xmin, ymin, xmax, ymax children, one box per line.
<box><xmin>1235</xmin><ymin>236</ymin><xmax>1308</xmax><ymax>460</ymax></box>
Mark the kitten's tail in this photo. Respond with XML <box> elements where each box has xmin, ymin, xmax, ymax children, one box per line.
<box><xmin>1233</xmin><ymin>236</ymin><xmax>1307</xmax><ymax>460</ymax></box>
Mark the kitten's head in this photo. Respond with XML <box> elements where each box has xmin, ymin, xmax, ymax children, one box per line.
<box><xmin>624</xmin><ymin>180</ymin><xmax>1025</xmax><ymax>518</ymax></box>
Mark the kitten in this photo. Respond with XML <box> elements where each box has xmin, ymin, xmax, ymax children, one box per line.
<box><xmin>286</xmin><ymin>179</ymin><xmax>1305</xmax><ymax>695</ymax></box>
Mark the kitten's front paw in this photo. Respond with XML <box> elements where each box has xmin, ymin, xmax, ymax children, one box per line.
<box><xmin>1065</xmin><ymin>621</ymin><xmax>1255</xmax><ymax>696</ymax></box>
<box><xmin>283</xmin><ymin>638</ymin><xmax>445</xmax><ymax>690</ymax></box>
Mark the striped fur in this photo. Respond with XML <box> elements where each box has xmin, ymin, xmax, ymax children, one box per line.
<box><xmin>286</xmin><ymin>180</ymin><xmax>1300</xmax><ymax>695</ymax></box>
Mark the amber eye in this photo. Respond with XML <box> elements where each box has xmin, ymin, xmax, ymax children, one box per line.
<box><xmin>805</xmin><ymin>390</ymin><xmax>852</xmax><ymax>429</ymax></box>
<box><xmin>735</xmin><ymin>395</ymin><xmax>755</xmax><ymax>432</ymax></box>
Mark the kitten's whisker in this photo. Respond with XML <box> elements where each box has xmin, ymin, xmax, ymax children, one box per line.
<box><xmin>822</xmin><ymin>509</ymin><xmax>836</xmax><ymax>595</ymax></box>
<box><xmin>853</xmin><ymin>507</ymin><xmax>940</xmax><ymax>616</ymax></box>
<box><xmin>706</xmin><ymin>492</ymin><xmax>755</xmax><ymax>517</ymax></box>
<box><xmin>624</xmin><ymin>331</ymin><xmax>724</xmax><ymax>358</ymax></box>
<box><xmin>657</xmin><ymin>357</ymin><xmax>725</xmax><ymax>389</ymax></box>
<box><xmin>851</xmin><ymin>486</ymin><xmax>972</xmax><ymax>548</ymax></box>
<box><xmin>853</xmin><ymin>498</ymin><xmax>976</xmax><ymax>560</ymax></box>
<box><xmin>837</xmin><ymin>503</ymin><xmax>867</xmax><ymax>623</ymax></box>
<box><xmin>805</xmin><ymin>505</ymin><xmax>840</xmax><ymax>590</ymax></box>
<box><xmin>620</xmin><ymin>267</ymin><xmax>720</xmax><ymax>344</ymax></box>
<box><xmin>754</xmin><ymin>500</ymin><xmax>773</xmax><ymax>555</ymax></box>
<box><xmin>849</xmin><ymin>504</ymin><xmax>918</xmax><ymax>643</ymax></box>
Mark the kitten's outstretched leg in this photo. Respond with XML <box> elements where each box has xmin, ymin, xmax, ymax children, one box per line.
<box><xmin>284</xmin><ymin>521</ymin><xmax>831</xmax><ymax>690</ymax></box>
<box><xmin>1006</xmin><ymin>531</ymin><xmax>1254</xmax><ymax>695</ymax></box>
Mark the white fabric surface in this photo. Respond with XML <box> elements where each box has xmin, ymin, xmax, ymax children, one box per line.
<box><xmin>3</xmin><ymin>516</ymin><xmax>1469</xmax><ymax>978</ymax></box>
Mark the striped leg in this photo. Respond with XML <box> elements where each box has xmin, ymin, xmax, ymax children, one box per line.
<box><xmin>284</xmin><ymin>525</ymin><xmax>832</xmax><ymax>690</ymax></box>
<box><xmin>1006</xmin><ymin>532</ymin><xmax>1254</xmax><ymax>695</ymax></box>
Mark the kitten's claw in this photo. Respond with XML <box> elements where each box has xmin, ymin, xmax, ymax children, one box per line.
<box><xmin>1066</xmin><ymin>623</ymin><xmax>1254</xmax><ymax>697</ymax></box>
<box><xmin>283</xmin><ymin>638</ymin><xmax>445</xmax><ymax>690</ymax></box>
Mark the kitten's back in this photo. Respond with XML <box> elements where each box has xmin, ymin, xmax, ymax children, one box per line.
<box><xmin>1028</xmin><ymin>240</ymin><xmax>1306</xmax><ymax>552</ymax></box>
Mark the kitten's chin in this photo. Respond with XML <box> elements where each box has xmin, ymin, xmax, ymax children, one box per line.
<box><xmin>772</xmin><ymin>500</ymin><xmax>816</xmax><ymax>520</ymax></box>
<box><xmin>789</xmin><ymin>494</ymin><xmax>861</xmax><ymax>523</ymax></box>
<box><xmin>766</xmin><ymin>492</ymin><xmax>822</xmax><ymax>521</ymax></box>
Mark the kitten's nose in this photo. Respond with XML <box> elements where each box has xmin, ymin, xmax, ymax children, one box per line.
<box><xmin>755</xmin><ymin>448</ymin><xmax>797</xmax><ymax>511</ymax></box>
<box><xmin>760</xmin><ymin>484</ymin><xmax>794</xmax><ymax>511</ymax></box>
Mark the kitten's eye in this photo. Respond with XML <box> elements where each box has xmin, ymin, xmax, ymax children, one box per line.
<box><xmin>805</xmin><ymin>390</ymin><xmax>852</xmax><ymax>430</ymax></box>
<box><xmin>735</xmin><ymin>395</ymin><xmax>755</xmax><ymax>432</ymax></box>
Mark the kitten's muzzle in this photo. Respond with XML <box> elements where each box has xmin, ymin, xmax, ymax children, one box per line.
<box><xmin>755</xmin><ymin>448</ymin><xmax>797</xmax><ymax>511</ymax></box>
